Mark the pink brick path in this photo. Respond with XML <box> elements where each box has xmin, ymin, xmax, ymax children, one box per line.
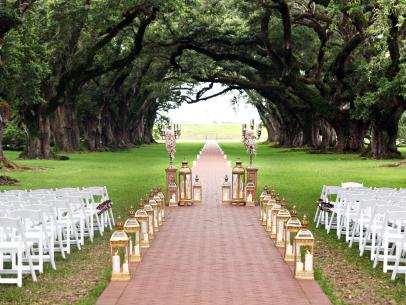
<box><xmin>96</xmin><ymin>141</ymin><xmax>331</xmax><ymax>305</ymax></box>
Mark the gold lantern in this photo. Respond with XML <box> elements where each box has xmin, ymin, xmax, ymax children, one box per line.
<box><xmin>222</xmin><ymin>175</ymin><xmax>232</xmax><ymax>205</ymax></box>
<box><xmin>149</xmin><ymin>192</ymin><xmax>159</xmax><ymax>232</ymax></box>
<box><xmin>262</xmin><ymin>195</ymin><xmax>271</xmax><ymax>225</ymax></box>
<box><xmin>110</xmin><ymin>215</ymin><xmax>131</xmax><ymax>281</ymax></box>
<box><xmin>293</xmin><ymin>215</ymin><xmax>315</xmax><ymax>280</ymax></box>
<box><xmin>232</xmin><ymin>159</ymin><xmax>245</xmax><ymax>206</ymax></box>
<box><xmin>143</xmin><ymin>204</ymin><xmax>155</xmax><ymax>240</ymax></box>
<box><xmin>124</xmin><ymin>206</ymin><xmax>141</xmax><ymax>262</ymax></box>
<box><xmin>260</xmin><ymin>185</ymin><xmax>270</xmax><ymax>202</ymax></box>
<box><xmin>157</xmin><ymin>186</ymin><xmax>165</xmax><ymax>221</ymax></box>
<box><xmin>168</xmin><ymin>176</ymin><xmax>178</xmax><ymax>207</ymax></box>
<box><xmin>275</xmin><ymin>199</ymin><xmax>291</xmax><ymax>247</ymax></box>
<box><xmin>192</xmin><ymin>175</ymin><xmax>202</xmax><ymax>205</ymax></box>
<box><xmin>245</xmin><ymin>180</ymin><xmax>256</xmax><ymax>207</ymax></box>
<box><xmin>179</xmin><ymin>160</ymin><xmax>192</xmax><ymax>206</ymax></box>
<box><xmin>270</xmin><ymin>194</ymin><xmax>282</xmax><ymax>238</ymax></box>
<box><xmin>135</xmin><ymin>208</ymin><xmax>149</xmax><ymax>248</ymax></box>
<box><xmin>284</xmin><ymin>206</ymin><xmax>302</xmax><ymax>262</ymax></box>
<box><xmin>153</xmin><ymin>188</ymin><xmax>163</xmax><ymax>225</ymax></box>
<box><xmin>264</xmin><ymin>189</ymin><xmax>276</xmax><ymax>227</ymax></box>
<box><xmin>259</xmin><ymin>185</ymin><xmax>270</xmax><ymax>219</ymax></box>
<box><xmin>165</xmin><ymin>166</ymin><xmax>177</xmax><ymax>206</ymax></box>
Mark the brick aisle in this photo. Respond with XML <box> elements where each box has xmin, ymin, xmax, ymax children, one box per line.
<box><xmin>96</xmin><ymin>141</ymin><xmax>331</xmax><ymax>305</ymax></box>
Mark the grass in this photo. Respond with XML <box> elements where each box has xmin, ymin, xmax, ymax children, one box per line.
<box><xmin>220</xmin><ymin>142</ymin><xmax>406</xmax><ymax>305</ymax></box>
<box><xmin>0</xmin><ymin>143</ymin><xmax>202</xmax><ymax>305</ymax></box>
<box><xmin>165</xmin><ymin>123</ymin><xmax>268</xmax><ymax>141</ymax></box>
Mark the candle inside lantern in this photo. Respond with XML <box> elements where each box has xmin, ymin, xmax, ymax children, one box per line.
<box><xmin>247</xmin><ymin>193</ymin><xmax>253</xmax><ymax>203</ymax></box>
<box><xmin>134</xmin><ymin>243</ymin><xmax>140</xmax><ymax>256</ymax></box>
<box><xmin>305</xmin><ymin>250</ymin><xmax>313</xmax><ymax>271</ymax></box>
<box><xmin>195</xmin><ymin>190</ymin><xmax>200</xmax><ymax>201</ymax></box>
<box><xmin>123</xmin><ymin>261</ymin><xmax>129</xmax><ymax>273</ymax></box>
<box><xmin>171</xmin><ymin>194</ymin><xmax>176</xmax><ymax>202</ymax></box>
<box><xmin>286</xmin><ymin>244</ymin><xmax>293</xmax><ymax>255</ymax></box>
<box><xmin>277</xmin><ymin>221</ymin><xmax>284</xmax><ymax>241</ymax></box>
<box><xmin>296</xmin><ymin>261</ymin><xmax>304</xmax><ymax>271</ymax></box>
<box><xmin>223</xmin><ymin>189</ymin><xmax>229</xmax><ymax>200</ymax></box>
<box><xmin>129</xmin><ymin>239</ymin><xmax>133</xmax><ymax>255</ymax></box>
<box><xmin>112</xmin><ymin>254</ymin><xmax>120</xmax><ymax>273</ymax></box>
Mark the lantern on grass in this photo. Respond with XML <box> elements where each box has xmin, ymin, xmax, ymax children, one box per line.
<box><xmin>293</xmin><ymin>215</ymin><xmax>315</xmax><ymax>280</ymax></box>
<box><xmin>144</xmin><ymin>204</ymin><xmax>155</xmax><ymax>240</ymax></box>
<box><xmin>270</xmin><ymin>194</ymin><xmax>282</xmax><ymax>238</ymax></box>
<box><xmin>110</xmin><ymin>215</ymin><xmax>131</xmax><ymax>281</ymax></box>
<box><xmin>168</xmin><ymin>176</ymin><xmax>178</xmax><ymax>206</ymax></box>
<box><xmin>135</xmin><ymin>209</ymin><xmax>149</xmax><ymax>248</ymax></box>
<box><xmin>232</xmin><ymin>159</ymin><xmax>245</xmax><ymax>206</ymax></box>
<box><xmin>157</xmin><ymin>186</ymin><xmax>165</xmax><ymax>221</ymax></box>
<box><xmin>179</xmin><ymin>160</ymin><xmax>192</xmax><ymax>206</ymax></box>
<box><xmin>222</xmin><ymin>175</ymin><xmax>232</xmax><ymax>205</ymax></box>
<box><xmin>153</xmin><ymin>189</ymin><xmax>163</xmax><ymax>225</ymax></box>
<box><xmin>260</xmin><ymin>185</ymin><xmax>270</xmax><ymax>202</ymax></box>
<box><xmin>275</xmin><ymin>199</ymin><xmax>291</xmax><ymax>247</ymax></box>
<box><xmin>192</xmin><ymin>175</ymin><xmax>202</xmax><ymax>205</ymax></box>
<box><xmin>149</xmin><ymin>193</ymin><xmax>159</xmax><ymax>232</ymax></box>
<box><xmin>265</xmin><ymin>189</ymin><xmax>276</xmax><ymax>227</ymax></box>
<box><xmin>262</xmin><ymin>194</ymin><xmax>271</xmax><ymax>226</ymax></box>
<box><xmin>284</xmin><ymin>206</ymin><xmax>302</xmax><ymax>262</ymax></box>
<box><xmin>245</xmin><ymin>180</ymin><xmax>256</xmax><ymax>207</ymax></box>
<box><xmin>124</xmin><ymin>206</ymin><xmax>141</xmax><ymax>262</ymax></box>
<box><xmin>259</xmin><ymin>185</ymin><xmax>270</xmax><ymax>219</ymax></box>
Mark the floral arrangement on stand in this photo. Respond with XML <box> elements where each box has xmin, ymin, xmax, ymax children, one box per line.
<box><xmin>165</xmin><ymin>128</ymin><xmax>176</xmax><ymax>167</ymax></box>
<box><xmin>242</xmin><ymin>128</ymin><xmax>256</xmax><ymax>167</ymax></box>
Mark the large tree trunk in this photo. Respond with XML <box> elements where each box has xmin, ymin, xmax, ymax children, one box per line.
<box><xmin>51</xmin><ymin>101</ymin><xmax>80</xmax><ymax>152</ymax></box>
<box><xmin>0</xmin><ymin>124</ymin><xmax>4</xmax><ymax>158</ymax></box>
<box><xmin>22</xmin><ymin>111</ymin><xmax>52</xmax><ymax>159</ymax></box>
<box><xmin>144</xmin><ymin>103</ymin><xmax>158</xmax><ymax>144</ymax></box>
<box><xmin>333</xmin><ymin>118</ymin><xmax>368</xmax><ymax>153</ymax></box>
<box><xmin>370</xmin><ymin>106</ymin><xmax>404</xmax><ymax>159</ymax></box>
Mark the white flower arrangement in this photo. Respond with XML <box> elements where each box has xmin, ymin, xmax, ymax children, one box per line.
<box><xmin>165</xmin><ymin>128</ymin><xmax>176</xmax><ymax>166</ymax></box>
<box><xmin>242</xmin><ymin>128</ymin><xmax>256</xmax><ymax>166</ymax></box>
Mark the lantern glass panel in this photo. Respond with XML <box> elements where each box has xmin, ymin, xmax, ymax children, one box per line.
<box><xmin>222</xmin><ymin>187</ymin><xmax>230</xmax><ymax>201</ymax></box>
<box><xmin>180</xmin><ymin>173</ymin><xmax>192</xmax><ymax>200</ymax></box>
<box><xmin>232</xmin><ymin>174</ymin><xmax>244</xmax><ymax>199</ymax></box>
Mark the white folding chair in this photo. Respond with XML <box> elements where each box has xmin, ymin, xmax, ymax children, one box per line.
<box><xmin>373</xmin><ymin>210</ymin><xmax>406</xmax><ymax>273</ymax></box>
<box><xmin>0</xmin><ymin>217</ymin><xmax>37</xmax><ymax>287</ymax></box>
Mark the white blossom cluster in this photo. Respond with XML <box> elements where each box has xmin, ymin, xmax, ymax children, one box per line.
<box><xmin>165</xmin><ymin>128</ymin><xmax>176</xmax><ymax>159</ymax></box>
<box><xmin>243</xmin><ymin>128</ymin><xmax>256</xmax><ymax>156</ymax></box>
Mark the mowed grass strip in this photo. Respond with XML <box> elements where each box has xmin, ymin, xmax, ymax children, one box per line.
<box><xmin>176</xmin><ymin>123</ymin><xmax>268</xmax><ymax>141</ymax></box>
<box><xmin>220</xmin><ymin>142</ymin><xmax>406</xmax><ymax>305</ymax></box>
<box><xmin>0</xmin><ymin>143</ymin><xmax>202</xmax><ymax>305</ymax></box>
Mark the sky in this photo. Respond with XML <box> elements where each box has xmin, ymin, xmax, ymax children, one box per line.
<box><xmin>165</xmin><ymin>87</ymin><xmax>261</xmax><ymax>124</ymax></box>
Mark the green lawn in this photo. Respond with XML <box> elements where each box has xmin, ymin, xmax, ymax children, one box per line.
<box><xmin>0</xmin><ymin>143</ymin><xmax>202</xmax><ymax>305</ymax></box>
<box><xmin>166</xmin><ymin>123</ymin><xmax>268</xmax><ymax>141</ymax></box>
<box><xmin>220</xmin><ymin>142</ymin><xmax>406</xmax><ymax>305</ymax></box>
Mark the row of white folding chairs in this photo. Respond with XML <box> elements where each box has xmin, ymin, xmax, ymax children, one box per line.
<box><xmin>327</xmin><ymin>191</ymin><xmax>405</xmax><ymax>240</ymax></box>
<box><xmin>347</xmin><ymin>204</ymin><xmax>406</xmax><ymax>284</ymax></box>
<box><xmin>0</xmin><ymin>187</ymin><xmax>114</xmax><ymax>286</ymax></box>
<box><xmin>1</xmin><ymin>187</ymin><xmax>114</xmax><ymax>234</ymax></box>
<box><xmin>315</xmin><ymin>185</ymin><xmax>405</xmax><ymax>231</ymax></box>
<box><xmin>1</xmin><ymin>192</ymin><xmax>109</xmax><ymax>245</ymax></box>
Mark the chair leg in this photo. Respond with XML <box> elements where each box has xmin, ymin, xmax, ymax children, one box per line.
<box><xmin>391</xmin><ymin>246</ymin><xmax>402</xmax><ymax>281</ymax></box>
<box><xmin>27</xmin><ymin>248</ymin><xmax>37</xmax><ymax>282</ymax></box>
<box><xmin>17</xmin><ymin>250</ymin><xmax>23</xmax><ymax>287</ymax></box>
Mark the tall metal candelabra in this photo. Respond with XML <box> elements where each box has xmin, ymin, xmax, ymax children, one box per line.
<box><xmin>158</xmin><ymin>123</ymin><xmax>182</xmax><ymax>139</ymax></box>
<box><xmin>241</xmin><ymin>119</ymin><xmax>262</xmax><ymax>139</ymax></box>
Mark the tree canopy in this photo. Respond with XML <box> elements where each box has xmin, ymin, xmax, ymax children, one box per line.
<box><xmin>0</xmin><ymin>0</ymin><xmax>404</xmax><ymax>159</ymax></box>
